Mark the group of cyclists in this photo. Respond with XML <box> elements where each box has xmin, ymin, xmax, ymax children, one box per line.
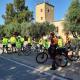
<box><xmin>2</xmin><ymin>33</ymin><xmax>24</xmax><ymax>53</ymax></box>
<box><xmin>1</xmin><ymin>31</ymin><xmax>73</xmax><ymax>70</ymax></box>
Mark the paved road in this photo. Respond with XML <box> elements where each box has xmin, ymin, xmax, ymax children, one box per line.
<box><xmin>0</xmin><ymin>48</ymin><xmax>80</xmax><ymax>80</ymax></box>
<box><xmin>0</xmin><ymin>56</ymin><xmax>52</xmax><ymax>80</ymax></box>
<box><xmin>0</xmin><ymin>51</ymin><xmax>73</xmax><ymax>80</ymax></box>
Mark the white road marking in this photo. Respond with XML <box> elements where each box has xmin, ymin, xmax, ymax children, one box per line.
<box><xmin>0</xmin><ymin>56</ymin><xmax>71</xmax><ymax>80</ymax></box>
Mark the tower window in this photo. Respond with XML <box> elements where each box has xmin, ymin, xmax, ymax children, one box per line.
<box><xmin>40</xmin><ymin>9</ymin><xmax>43</xmax><ymax>12</ymax></box>
<box><xmin>48</xmin><ymin>9</ymin><xmax>49</xmax><ymax>12</ymax></box>
<box><xmin>41</xmin><ymin>17</ymin><xmax>43</xmax><ymax>20</ymax></box>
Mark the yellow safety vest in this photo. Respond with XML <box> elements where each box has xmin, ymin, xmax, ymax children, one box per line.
<box><xmin>2</xmin><ymin>37</ymin><xmax>8</xmax><ymax>45</ymax></box>
<box><xmin>28</xmin><ymin>37</ymin><xmax>32</xmax><ymax>44</ymax></box>
<box><xmin>58</xmin><ymin>39</ymin><xmax>63</xmax><ymax>47</ymax></box>
<box><xmin>10</xmin><ymin>37</ymin><xmax>16</xmax><ymax>44</ymax></box>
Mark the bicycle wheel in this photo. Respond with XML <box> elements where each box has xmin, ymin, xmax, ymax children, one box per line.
<box><xmin>23</xmin><ymin>48</ymin><xmax>32</xmax><ymax>56</ymax></box>
<box><xmin>17</xmin><ymin>49</ymin><xmax>23</xmax><ymax>56</ymax></box>
<box><xmin>67</xmin><ymin>50</ymin><xmax>79</xmax><ymax>61</ymax></box>
<box><xmin>55</xmin><ymin>54</ymin><xmax>68</xmax><ymax>67</ymax></box>
<box><xmin>36</xmin><ymin>52</ymin><xmax>48</xmax><ymax>64</ymax></box>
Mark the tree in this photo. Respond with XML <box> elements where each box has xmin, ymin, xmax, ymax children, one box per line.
<box><xmin>2</xmin><ymin>3</ymin><xmax>15</xmax><ymax>24</ymax></box>
<box><xmin>14</xmin><ymin>0</ymin><xmax>25</xmax><ymax>12</ymax></box>
<box><xmin>21</xmin><ymin>22</ymin><xmax>32</xmax><ymax>36</ymax></box>
<box><xmin>27</xmin><ymin>22</ymin><xmax>55</xmax><ymax>38</ymax></box>
<box><xmin>64</xmin><ymin>0</ymin><xmax>80</xmax><ymax>36</ymax></box>
<box><xmin>2</xmin><ymin>0</ymin><xmax>33</xmax><ymax>24</ymax></box>
<box><xmin>14</xmin><ymin>0</ymin><xmax>33</xmax><ymax>23</ymax></box>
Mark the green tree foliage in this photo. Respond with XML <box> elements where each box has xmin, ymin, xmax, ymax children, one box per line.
<box><xmin>1</xmin><ymin>0</ymin><xmax>55</xmax><ymax>38</ymax></box>
<box><xmin>0</xmin><ymin>25</ymin><xmax>5</xmax><ymax>35</ymax></box>
<box><xmin>64</xmin><ymin>0</ymin><xmax>80</xmax><ymax>35</ymax></box>
<box><xmin>27</xmin><ymin>22</ymin><xmax>55</xmax><ymax>38</ymax></box>
<box><xmin>2</xmin><ymin>3</ymin><xmax>15</xmax><ymax>24</ymax></box>
<box><xmin>13</xmin><ymin>0</ymin><xmax>33</xmax><ymax>23</ymax></box>
<box><xmin>21</xmin><ymin>22</ymin><xmax>32</xmax><ymax>36</ymax></box>
<box><xmin>0</xmin><ymin>22</ymin><xmax>55</xmax><ymax>38</ymax></box>
<box><xmin>2</xmin><ymin>0</ymin><xmax>33</xmax><ymax>24</ymax></box>
<box><xmin>14</xmin><ymin>0</ymin><xmax>25</xmax><ymax>11</ymax></box>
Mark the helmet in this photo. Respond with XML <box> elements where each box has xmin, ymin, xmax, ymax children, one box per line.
<box><xmin>18</xmin><ymin>36</ymin><xmax>21</xmax><ymax>39</ymax></box>
<box><xmin>50</xmin><ymin>32</ymin><xmax>55</xmax><ymax>36</ymax></box>
<box><xmin>43</xmin><ymin>36</ymin><xmax>47</xmax><ymax>40</ymax></box>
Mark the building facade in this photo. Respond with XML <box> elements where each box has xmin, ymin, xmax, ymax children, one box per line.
<box><xmin>35</xmin><ymin>2</ymin><xmax>66</xmax><ymax>42</ymax></box>
<box><xmin>36</xmin><ymin>3</ymin><xmax>54</xmax><ymax>23</ymax></box>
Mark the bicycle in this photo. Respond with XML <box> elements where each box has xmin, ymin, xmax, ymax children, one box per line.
<box><xmin>36</xmin><ymin>46</ymin><xmax>68</xmax><ymax>67</ymax></box>
<box><xmin>65</xmin><ymin>42</ymin><xmax>79</xmax><ymax>61</ymax></box>
<box><xmin>22</xmin><ymin>42</ymin><xmax>43</xmax><ymax>56</ymax></box>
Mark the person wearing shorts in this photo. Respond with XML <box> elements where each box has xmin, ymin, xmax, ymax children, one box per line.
<box><xmin>10</xmin><ymin>35</ymin><xmax>16</xmax><ymax>52</ymax></box>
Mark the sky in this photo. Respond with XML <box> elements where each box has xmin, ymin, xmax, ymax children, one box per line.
<box><xmin>0</xmin><ymin>0</ymin><xmax>72</xmax><ymax>25</ymax></box>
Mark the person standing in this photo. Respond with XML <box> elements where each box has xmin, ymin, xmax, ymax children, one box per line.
<box><xmin>2</xmin><ymin>34</ymin><xmax>8</xmax><ymax>53</ymax></box>
<box><xmin>48</xmin><ymin>32</ymin><xmax>58</xmax><ymax>70</ymax></box>
<box><xmin>10</xmin><ymin>34</ymin><xmax>16</xmax><ymax>52</ymax></box>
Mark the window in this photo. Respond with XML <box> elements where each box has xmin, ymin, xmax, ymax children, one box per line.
<box><xmin>48</xmin><ymin>9</ymin><xmax>49</xmax><ymax>12</ymax></box>
<box><xmin>41</xmin><ymin>17</ymin><xmax>43</xmax><ymax>20</ymax></box>
<box><xmin>40</xmin><ymin>9</ymin><xmax>43</xmax><ymax>12</ymax></box>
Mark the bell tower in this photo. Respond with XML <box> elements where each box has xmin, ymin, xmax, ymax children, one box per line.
<box><xmin>35</xmin><ymin>1</ymin><xmax>54</xmax><ymax>23</ymax></box>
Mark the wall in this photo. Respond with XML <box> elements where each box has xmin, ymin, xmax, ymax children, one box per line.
<box><xmin>36</xmin><ymin>3</ymin><xmax>46</xmax><ymax>23</ymax></box>
<box><xmin>36</xmin><ymin>3</ymin><xmax>54</xmax><ymax>23</ymax></box>
<box><xmin>53</xmin><ymin>20</ymin><xmax>66</xmax><ymax>43</ymax></box>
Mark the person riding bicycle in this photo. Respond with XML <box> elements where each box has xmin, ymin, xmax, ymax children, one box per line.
<box><xmin>48</xmin><ymin>32</ymin><xmax>58</xmax><ymax>70</ymax></box>
<box><xmin>2</xmin><ymin>34</ymin><xmax>8</xmax><ymax>53</ymax></box>
<box><xmin>10</xmin><ymin>34</ymin><xmax>16</xmax><ymax>52</ymax></box>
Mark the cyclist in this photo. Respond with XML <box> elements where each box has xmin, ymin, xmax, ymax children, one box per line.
<box><xmin>2</xmin><ymin>34</ymin><xmax>8</xmax><ymax>53</ymax></box>
<box><xmin>77</xmin><ymin>35</ymin><xmax>80</xmax><ymax>50</ymax></box>
<box><xmin>16</xmin><ymin>36</ymin><xmax>22</xmax><ymax>50</ymax></box>
<box><xmin>23</xmin><ymin>36</ymin><xmax>28</xmax><ymax>47</ymax></box>
<box><xmin>65</xmin><ymin>34</ymin><xmax>72</xmax><ymax>49</ymax></box>
<box><xmin>10</xmin><ymin>34</ymin><xmax>16</xmax><ymax>52</ymax></box>
<box><xmin>48</xmin><ymin>32</ymin><xmax>58</xmax><ymax>70</ymax></box>
<box><xmin>58</xmin><ymin>36</ymin><xmax>63</xmax><ymax>47</ymax></box>
<box><xmin>39</xmin><ymin>37</ymin><xmax>44</xmax><ymax>49</ymax></box>
<box><xmin>28</xmin><ymin>36</ymin><xmax>32</xmax><ymax>46</ymax></box>
<box><xmin>43</xmin><ymin>36</ymin><xmax>50</xmax><ymax>49</ymax></box>
<box><xmin>27</xmin><ymin>36</ymin><xmax>32</xmax><ymax>49</ymax></box>
<box><xmin>20</xmin><ymin>36</ymin><xmax>24</xmax><ymax>50</ymax></box>
<box><xmin>66</xmin><ymin>34</ymin><xmax>71</xmax><ymax>44</ymax></box>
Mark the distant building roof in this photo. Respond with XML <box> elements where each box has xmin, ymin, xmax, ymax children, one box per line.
<box><xmin>36</xmin><ymin>2</ymin><xmax>54</xmax><ymax>7</ymax></box>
